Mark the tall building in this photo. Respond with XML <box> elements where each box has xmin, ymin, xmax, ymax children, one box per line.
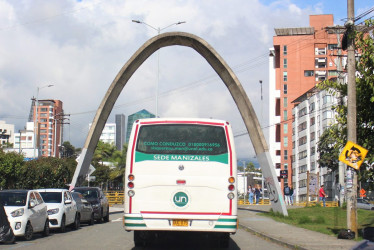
<box><xmin>268</xmin><ymin>15</ymin><xmax>345</xmax><ymax>191</ymax></box>
<box><xmin>126</xmin><ymin>109</ymin><xmax>155</xmax><ymax>143</ymax></box>
<box><xmin>0</xmin><ymin>120</ymin><xmax>15</xmax><ymax>147</ymax></box>
<box><xmin>291</xmin><ymin>86</ymin><xmax>340</xmax><ymax>202</ymax></box>
<box><xmin>33</xmin><ymin>99</ymin><xmax>64</xmax><ymax>157</ymax></box>
<box><xmin>115</xmin><ymin>114</ymin><xmax>126</xmax><ymax>151</ymax></box>
<box><xmin>90</xmin><ymin>123</ymin><xmax>116</xmax><ymax>145</ymax></box>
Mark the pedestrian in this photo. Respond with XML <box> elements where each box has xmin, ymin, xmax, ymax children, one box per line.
<box><xmin>248</xmin><ymin>185</ymin><xmax>254</xmax><ymax>205</ymax></box>
<box><xmin>254</xmin><ymin>185</ymin><xmax>262</xmax><ymax>205</ymax></box>
<box><xmin>319</xmin><ymin>184</ymin><xmax>327</xmax><ymax>207</ymax></box>
<box><xmin>284</xmin><ymin>184</ymin><xmax>290</xmax><ymax>205</ymax></box>
<box><xmin>289</xmin><ymin>185</ymin><xmax>294</xmax><ymax>206</ymax></box>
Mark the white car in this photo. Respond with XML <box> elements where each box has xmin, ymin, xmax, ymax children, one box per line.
<box><xmin>37</xmin><ymin>189</ymin><xmax>79</xmax><ymax>232</ymax></box>
<box><xmin>0</xmin><ymin>190</ymin><xmax>50</xmax><ymax>240</ymax></box>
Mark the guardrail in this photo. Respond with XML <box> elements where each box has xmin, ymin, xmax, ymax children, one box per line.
<box><xmin>104</xmin><ymin>192</ymin><xmax>339</xmax><ymax>208</ymax></box>
<box><xmin>104</xmin><ymin>191</ymin><xmax>124</xmax><ymax>206</ymax></box>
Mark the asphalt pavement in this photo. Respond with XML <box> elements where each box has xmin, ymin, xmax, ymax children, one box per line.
<box><xmin>110</xmin><ymin>205</ymin><xmax>360</xmax><ymax>250</ymax></box>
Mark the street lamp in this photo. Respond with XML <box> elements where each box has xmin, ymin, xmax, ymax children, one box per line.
<box><xmin>132</xmin><ymin>20</ymin><xmax>186</xmax><ymax>117</ymax></box>
<box><xmin>33</xmin><ymin>84</ymin><xmax>54</xmax><ymax>158</ymax></box>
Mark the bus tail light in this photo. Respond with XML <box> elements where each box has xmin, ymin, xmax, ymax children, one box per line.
<box><xmin>128</xmin><ymin>182</ymin><xmax>134</xmax><ymax>189</ymax></box>
<box><xmin>228</xmin><ymin>177</ymin><xmax>235</xmax><ymax>183</ymax></box>
<box><xmin>128</xmin><ymin>190</ymin><xmax>135</xmax><ymax>197</ymax></box>
<box><xmin>228</xmin><ymin>184</ymin><xmax>235</xmax><ymax>191</ymax></box>
<box><xmin>227</xmin><ymin>193</ymin><xmax>235</xmax><ymax>199</ymax></box>
<box><xmin>128</xmin><ymin>174</ymin><xmax>135</xmax><ymax>181</ymax></box>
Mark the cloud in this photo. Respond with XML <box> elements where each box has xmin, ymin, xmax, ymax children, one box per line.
<box><xmin>0</xmin><ymin>0</ymin><xmax>351</xmax><ymax>158</ymax></box>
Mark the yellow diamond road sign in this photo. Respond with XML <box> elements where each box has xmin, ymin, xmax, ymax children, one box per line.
<box><xmin>339</xmin><ymin>141</ymin><xmax>368</xmax><ymax>170</ymax></box>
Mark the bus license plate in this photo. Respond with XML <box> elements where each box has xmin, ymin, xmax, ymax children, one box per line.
<box><xmin>172</xmin><ymin>219</ymin><xmax>188</xmax><ymax>227</ymax></box>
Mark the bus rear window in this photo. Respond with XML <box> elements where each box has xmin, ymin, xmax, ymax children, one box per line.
<box><xmin>136</xmin><ymin>124</ymin><xmax>228</xmax><ymax>155</ymax></box>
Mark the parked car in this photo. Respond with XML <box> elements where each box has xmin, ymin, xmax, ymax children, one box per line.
<box><xmin>0</xmin><ymin>190</ymin><xmax>50</xmax><ymax>240</ymax></box>
<box><xmin>37</xmin><ymin>189</ymin><xmax>79</xmax><ymax>232</ymax></box>
<box><xmin>71</xmin><ymin>192</ymin><xmax>94</xmax><ymax>225</ymax></box>
<box><xmin>72</xmin><ymin>187</ymin><xmax>109</xmax><ymax>223</ymax></box>
<box><xmin>357</xmin><ymin>198</ymin><xmax>374</xmax><ymax>210</ymax></box>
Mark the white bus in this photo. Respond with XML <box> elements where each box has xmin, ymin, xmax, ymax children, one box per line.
<box><xmin>123</xmin><ymin>118</ymin><xmax>238</xmax><ymax>247</ymax></box>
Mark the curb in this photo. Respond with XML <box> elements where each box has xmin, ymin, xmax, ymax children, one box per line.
<box><xmin>238</xmin><ymin>223</ymin><xmax>307</xmax><ymax>250</ymax></box>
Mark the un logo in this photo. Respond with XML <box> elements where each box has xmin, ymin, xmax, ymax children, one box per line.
<box><xmin>173</xmin><ymin>192</ymin><xmax>189</xmax><ymax>207</ymax></box>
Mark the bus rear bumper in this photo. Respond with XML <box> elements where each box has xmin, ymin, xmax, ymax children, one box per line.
<box><xmin>123</xmin><ymin>213</ymin><xmax>238</xmax><ymax>233</ymax></box>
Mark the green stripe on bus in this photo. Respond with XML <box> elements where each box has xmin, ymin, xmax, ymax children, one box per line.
<box><xmin>125</xmin><ymin>223</ymin><xmax>146</xmax><ymax>227</ymax></box>
<box><xmin>214</xmin><ymin>225</ymin><xmax>237</xmax><ymax>229</ymax></box>
<box><xmin>124</xmin><ymin>217</ymin><xmax>143</xmax><ymax>220</ymax></box>
<box><xmin>135</xmin><ymin>152</ymin><xmax>228</xmax><ymax>164</ymax></box>
<box><xmin>217</xmin><ymin>218</ymin><xmax>237</xmax><ymax>222</ymax></box>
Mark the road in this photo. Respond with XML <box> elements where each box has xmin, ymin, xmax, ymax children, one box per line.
<box><xmin>0</xmin><ymin>211</ymin><xmax>288</xmax><ymax>250</ymax></box>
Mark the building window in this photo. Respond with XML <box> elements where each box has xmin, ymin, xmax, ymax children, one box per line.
<box><xmin>284</xmin><ymin>110</ymin><xmax>288</xmax><ymax>121</ymax></box>
<box><xmin>298</xmin><ymin>121</ymin><xmax>307</xmax><ymax>132</ymax></box>
<box><xmin>283</xmin><ymin>123</ymin><xmax>288</xmax><ymax>134</ymax></box>
<box><xmin>299</xmin><ymin>164</ymin><xmax>307</xmax><ymax>174</ymax></box>
<box><xmin>323</xmin><ymin>95</ymin><xmax>332</xmax><ymax>104</ymax></box>
<box><xmin>298</xmin><ymin>136</ymin><xmax>307</xmax><ymax>146</ymax></box>
<box><xmin>309</xmin><ymin>102</ymin><xmax>315</xmax><ymax>112</ymax></box>
<box><xmin>283</xmin><ymin>97</ymin><xmax>288</xmax><ymax>108</ymax></box>
<box><xmin>284</xmin><ymin>136</ymin><xmax>288</xmax><ymax>147</ymax></box>
<box><xmin>284</xmin><ymin>150</ymin><xmax>288</xmax><ymax>160</ymax></box>
<box><xmin>323</xmin><ymin>110</ymin><xmax>333</xmax><ymax>120</ymax></box>
<box><xmin>310</xmin><ymin>132</ymin><xmax>315</xmax><ymax>141</ymax></box>
<box><xmin>292</xmin><ymin>141</ymin><xmax>295</xmax><ymax>149</ymax></box>
<box><xmin>283</xmin><ymin>58</ymin><xmax>287</xmax><ymax>68</ymax></box>
<box><xmin>310</xmin><ymin>117</ymin><xmax>315</xmax><ymax>125</ymax></box>
<box><xmin>298</xmin><ymin>107</ymin><xmax>307</xmax><ymax>117</ymax></box>
<box><xmin>311</xmin><ymin>161</ymin><xmax>316</xmax><ymax>171</ymax></box>
<box><xmin>283</xmin><ymin>84</ymin><xmax>288</xmax><ymax>94</ymax></box>
<box><xmin>328</xmin><ymin>70</ymin><xmax>338</xmax><ymax>76</ymax></box>
<box><xmin>311</xmin><ymin>146</ymin><xmax>316</xmax><ymax>156</ymax></box>
<box><xmin>276</xmin><ymin>163</ymin><xmax>281</xmax><ymax>169</ymax></box>
<box><xmin>283</xmin><ymin>45</ymin><xmax>287</xmax><ymax>55</ymax></box>
<box><xmin>283</xmin><ymin>72</ymin><xmax>288</xmax><ymax>82</ymax></box>
<box><xmin>276</xmin><ymin>150</ymin><xmax>281</xmax><ymax>156</ymax></box>
<box><xmin>298</xmin><ymin>150</ymin><xmax>307</xmax><ymax>160</ymax></box>
<box><xmin>304</xmin><ymin>70</ymin><xmax>314</xmax><ymax>77</ymax></box>
<box><xmin>328</xmin><ymin>44</ymin><xmax>337</xmax><ymax>50</ymax></box>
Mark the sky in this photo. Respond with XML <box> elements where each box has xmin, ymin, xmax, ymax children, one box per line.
<box><xmin>0</xmin><ymin>0</ymin><xmax>372</xmax><ymax>158</ymax></box>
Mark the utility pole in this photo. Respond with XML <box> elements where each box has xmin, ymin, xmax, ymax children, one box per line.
<box><xmin>346</xmin><ymin>0</ymin><xmax>358</xmax><ymax>238</ymax></box>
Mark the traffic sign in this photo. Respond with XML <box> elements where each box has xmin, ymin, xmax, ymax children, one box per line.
<box><xmin>280</xmin><ymin>170</ymin><xmax>288</xmax><ymax>179</ymax></box>
<box><xmin>339</xmin><ymin>141</ymin><xmax>368</xmax><ymax>170</ymax></box>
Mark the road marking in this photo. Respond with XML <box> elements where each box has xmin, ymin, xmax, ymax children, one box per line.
<box><xmin>111</xmin><ymin>218</ymin><xmax>123</xmax><ymax>222</ymax></box>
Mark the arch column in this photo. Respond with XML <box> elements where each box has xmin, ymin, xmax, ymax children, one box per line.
<box><xmin>70</xmin><ymin>32</ymin><xmax>287</xmax><ymax>216</ymax></box>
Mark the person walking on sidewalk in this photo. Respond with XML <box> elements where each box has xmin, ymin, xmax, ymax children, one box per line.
<box><xmin>248</xmin><ymin>185</ymin><xmax>254</xmax><ymax>205</ymax></box>
<box><xmin>289</xmin><ymin>185</ymin><xmax>294</xmax><ymax>206</ymax></box>
<box><xmin>284</xmin><ymin>184</ymin><xmax>291</xmax><ymax>205</ymax></box>
<box><xmin>254</xmin><ymin>185</ymin><xmax>262</xmax><ymax>204</ymax></box>
<box><xmin>319</xmin><ymin>184</ymin><xmax>327</xmax><ymax>207</ymax></box>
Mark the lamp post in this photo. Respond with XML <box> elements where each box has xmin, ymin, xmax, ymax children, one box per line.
<box><xmin>132</xmin><ymin>20</ymin><xmax>186</xmax><ymax>117</ymax></box>
<box><xmin>33</xmin><ymin>84</ymin><xmax>54</xmax><ymax>158</ymax></box>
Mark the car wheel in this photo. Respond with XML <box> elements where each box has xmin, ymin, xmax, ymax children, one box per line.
<box><xmin>60</xmin><ymin>215</ymin><xmax>66</xmax><ymax>233</ymax></box>
<box><xmin>72</xmin><ymin>213</ymin><xmax>80</xmax><ymax>230</ymax></box>
<box><xmin>96</xmin><ymin>209</ymin><xmax>103</xmax><ymax>223</ymax></box>
<box><xmin>89</xmin><ymin>213</ymin><xmax>95</xmax><ymax>225</ymax></box>
<box><xmin>24</xmin><ymin>222</ymin><xmax>33</xmax><ymax>241</ymax></box>
<box><xmin>42</xmin><ymin>219</ymin><xmax>50</xmax><ymax>237</ymax></box>
<box><xmin>103</xmin><ymin>206</ymin><xmax>110</xmax><ymax>223</ymax></box>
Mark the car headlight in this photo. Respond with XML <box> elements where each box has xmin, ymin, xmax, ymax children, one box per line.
<box><xmin>11</xmin><ymin>208</ymin><xmax>24</xmax><ymax>217</ymax></box>
<box><xmin>92</xmin><ymin>203</ymin><xmax>100</xmax><ymax>209</ymax></box>
<box><xmin>47</xmin><ymin>208</ymin><xmax>59</xmax><ymax>215</ymax></box>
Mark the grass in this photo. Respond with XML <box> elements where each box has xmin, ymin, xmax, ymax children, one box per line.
<box><xmin>260</xmin><ymin>205</ymin><xmax>374</xmax><ymax>240</ymax></box>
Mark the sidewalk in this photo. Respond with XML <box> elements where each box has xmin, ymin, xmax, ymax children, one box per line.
<box><xmin>237</xmin><ymin>205</ymin><xmax>358</xmax><ymax>250</ymax></box>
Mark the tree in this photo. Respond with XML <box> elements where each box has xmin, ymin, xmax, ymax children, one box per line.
<box><xmin>61</xmin><ymin>141</ymin><xmax>80</xmax><ymax>158</ymax></box>
<box><xmin>0</xmin><ymin>149</ymin><xmax>24</xmax><ymax>189</ymax></box>
<box><xmin>317</xmin><ymin>20</ymin><xmax>374</xmax><ymax>187</ymax></box>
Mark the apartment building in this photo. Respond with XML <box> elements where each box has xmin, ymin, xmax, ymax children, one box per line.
<box><xmin>291</xmin><ymin>87</ymin><xmax>340</xmax><ymax>202</ymax></box>
<box><xmin>33</xmin><ymin>99</ymin><xmax>64</xmax><ymax>157</ymax></box>
<box><xmin>0</xmin><ymin>120</ymin><xmax>15</xmax><ymax>146</ymax></box>
<box><xmin>268</xmin><ymin>14</ymin><xmax>345</xmax><ymax>191</ymax></box>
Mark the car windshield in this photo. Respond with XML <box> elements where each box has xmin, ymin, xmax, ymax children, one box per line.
<box><xmin>39</xmin><ymin>192</ymin><xmax>62</xmax><ymax>203</ymax></box>
<box><xmin>0</xmin><ymin>191</ymin><xmax>28</xmax><ymax>206</ymax></box>
<box><xmin>76</xmin><ymin>190</ymin><xmax>98</xmax><ymax>199</ymax></box>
